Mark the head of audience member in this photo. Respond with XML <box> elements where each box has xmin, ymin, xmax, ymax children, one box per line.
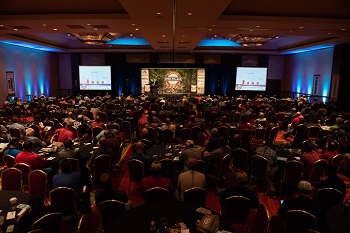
<box><xmin>187</xmin><ymin>158</ymin><xmax>198</xmax><ymax>171</ymax></box>
<box><xmin>324</xmin><ymin>164</ymin><xmax>337</xmax><ymax>180</ymax></box>
<box><xmin>235</xmin><ymin>171</ymin><xmax>249</xmax><ymax>186</ymax></box>
<box><xmin>28</xmin><ymin>193</ymin><xmax>44</xmax><ymax>212</ymax></box>
<box><xmin>141</xmin><ymin>128</ymin><xmax>149</xmax><ymax>137</ymax></box>
<box><xmin>222</xmin><ymin>115</ymin><xmax>228</xmax><ymax>123</ymax></box>
<box><xmin>327</xmin><ymin>140</ymin><xmax>338</xmax><ymax>152</ymax></box>
<box><xmin>135</xmin><ymin>141</ymin><xmax>144</xmax><ymax>154</ymax></box>
<box><xmin>336</xmin><ymin>117</ymin><xmax>344</xmax><ymax>126</ymax></box>
<box><xmin>232</xmin><ymin>134</ymin><xmax>242</xmax><ymax>145</ymax></box>
<box><xmin>189</xmin><ymin>115</ymin><xmax>196</xmax><ymax>123</ymax></box>
<box><xmin>8</xmin><ymin>137</ymin><xmax>20</xmax><ymax>148</ymax></box>
<box><xmin>23</xmin><ymin>140</ymin><xmax>33</xmax><ymax>151</ymax></box>
<box><xmin>99</xmin><ymin>173</ymin><xmax>113</xmax><ymax>190</ymax></box>
<box><xmin>34</xmin><ymin>115</ymin><xmax>41</xmax><ymax>123</ymax></box>
<box><xmin>298</xmin><ymin>115</ymin><xmax>305</xmax><ymax>124</ymax></box>
<box><xmin>67</xmin><ymin>112</ymin><xmax>75</xmax><ymax>119</ymax></box>
<box><xmin>297</xmin><ymin>180</ymin><xmax>312</xmax><ymax>196</ymax></box>
<box><xmin>63</xmin><ymin>139</ymin><xmax>73</xmax><ymax>150</ymax></box>
<box><xmin>25</xmin><ymin>128</ymin><xmax>35</xmax><ymax>137</ymax></box>
<box><xmin>66</xmin><ymin>121</ymin><xmax>74</xmax><ymax>128</ymax></box>
<box><xmin>302</xmin><ymin>140</ymin><xmax>315</xmax><ymax>153</ymax></box>
<box><xmin>98</xmin><ymin>137</ymin><xmax>107</xmax><ymax>149</ymax></box>
<box><xmin>165</xmin><ymin>118</ymin><xmax>171</xmax><ymax>125</ymax></box>
<box><xmin>150</xmin><ymin>163</ymin><xmax>163</xmax><ymax>177</ymax></box>
<box><xmin>59</xmin><ymin>158</ymin><xmax>73</xmax><ymax>174</ymax></box>
<box><xmin>104</xmin><ymin>130</ymin><xmax>111</xmax><ymax>139</ymax></box>
<box><xmin>258</xmin><ymin>112</ymin><xmax>265</xmax><ymax>119</ymax></box>
<box><xmin>218</xmin><ymin>136</ymin><xmax>228</xmax><ymax>147</ymax></box>
<box><xmin>11</xmin><ymin>116</ymin><xmax>19</xmax><ymax>124</ymax></box>
<box><xmin>211</xmin><ymin>128</ymin><xmax>218</xmax><ymax>136</ymax></box>
<box><xmin>185</xmin><ymin>140</ymin><xmax>195</xmax><ymax>149</ymax></box>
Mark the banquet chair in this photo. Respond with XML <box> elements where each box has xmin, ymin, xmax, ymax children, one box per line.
<box><xmin>67</xmin><ymin>125</ymin><xmax>80</xmax><ymax>142</ymax></box>
<box><xmin>250</xmin><ymin>155</ymin><xmax>269</xmax><ymax>193</ymax></box>
<box><xmin>30</xmin><ymin>124</ymin><xmax>42</xmax><ymax>140</ymax></box>
<box><xmin>39</xmin><ymin>112</ymin><xmax>47</xmax><ymax>122</ymax></box>
<box><xmin>208</xmin><ymin>153</ymin><xmax>232</xmax><ymax>188</ymax></box>
<box><xmin>98</xmin><ymin>111</ymin><xmax>107</xmax><ymax>122</ymax></box>
<box><xmin>146</xmin><ymin>127</ymin><xmax>158</xmax><ymax>144</ymax></box>
<box><xmin>50</xmin><ymin>118</ymin><xmax>59</xmax><ymax>129</ymax></box>
<box><xmin>251</xmin><ymin>203</ymin><xmax>269</xmax><ymax>233</ymax></box>
<box><xmin>267</xmin><ymin>126</ymin><xmax>279</xmax><ymax>141</ymax></box>
<box><xmin>295</xmin><ymin>124</ymin><xmax>308</xmax><ymax>138</ymax></box>
<box><xmin>183</xmin><ymin>187</ymin><xmax>207</xmax><ymax>206</ymax></box>
<box><xmin>223</xmin><ymin>196</ymin><xmax>251</xmax><ymax>225</ymax></box>
<box><xmin>144</xmin><ymin>187</ymin><xmax>171</xmax><ymax>202</ymax></box>
<box><xmin>315</xmin><ymin>188</ymin><xmax>344</xmax><ymax>213</ymax></box>
<box><xmin>90</xmin><ymin>154</ymin><xmax>111</xmax><ymax>182</ymax></box>
<box><xmin>2</xmin><ymin>154</ymin><xmax>16</xmax><ymax>168</ymax></box>
<box><xmin>139</xmin><ymin>139</ymin><xmax>152</xmax><ymax>150</ymax></box>
<box><xmin>308</xmin><ymin>126</ymin><xmax>320</xmax><ymax>141</ymax></box>
<box><xmin>32</xmin><ymin>212</ymin><xmax>63</xmax><ymax>233</ymax></box>
<box><xmin>120</xmin><ymin>120</ymin><xmax>133</xmax><ymax>142</ymax></box>
<box><xmin>251</xmin><ymin>128</ymin><xmax>265</xmax><ymax>144</ymax></box>
<box><xmin>28</xmin><ymin>170</ymin><xmax>47</xmax><ymax>199</ymax></box>
<box><xmin>259</xmin><ymin>120</ymin><xmax>268</xmax><ymax>128</ymax></box>
<box><xmin>127</xmin><ymin>159</ymin><xmax>145</xmax><ymax>194</ymax></box>
<box><xmin>1</xmin><ymin>167</ymin><xmax>22</xmax><ymax>191</ymax></box>
<box><xmin>66</xmin><ymin>158</ymin><xmax>80</xmax><ymax>172</ymax></box>
<box><xmin>285</xmin><ymin>210</ymin><xmax>317</xmax><ymax>233</ymax></box>
<box><xmin>218</xmin><ymin>126</ymin><xmax>230</xmax><ymax>141</ymax></box>
<box><xmin>304</xmin><ymin>114</ymin><xmax>312</xmax><ymax>123</ymax></box>
<box><xmin>159</xmin><ymin>158</ymin><xmax>176</xmax><ymax>184</ymax></box>
<box><xmin>240</xmin><ymin>129</ymin><xmax>252</xmax><ymax>145</ymax></box>
<box><xmin>180</xmin><ymin>128</ymin><xmax>191</xmax><ymax>142</ymax></box>
<box><xmin>91</xmin><ymin>126</ymin><xmax>103</xmax><ymax>144</ymax></box>
<box><xmin>190</xmin><ymin>126</ymin><xmax>202</xmax><ymax>143</ymax></box>
<box><xmin>44</xmin><ymin>120</ymin><xmax>56</xmax><ymax>133</ymax></box>
<box><xmin>197</xmin><ymin>132</ymin><xmax>206</xmax><ymax>147</ymax></box>
<box><xmin>308</xmin><ymin>159</ymin><xmax>328</xmax><ymax>185</ymax></box>
<box><xmin>9</xmin><ymin>128</ymin><xmax>22</xmax><ymax>140</ymax></box>
<box><xmin>280</xmin><ymin>160</ymin><xmax>304</xmax><ymax>196</ymax></box>
<box><xmin>232</xmin><ymin>148</ymin><xmax>249</xmax><ymax>172</ymax></box>
<box><xmin>98</xmin><ymin>200</ymin><xmax>126</xmax><ymax>231</ymax></box>
<box><xmin>49</xmin><ymin>187</ymin><xmax>77</xmax><ymax>217</ymax></box>
<box><xmin>6</xmin><ymin>107</ymin><xmax>14</xmax><ymax>118</ymax></box>
<box><xmin>162</xmin><ymin>129</ymin><xmax>174</xmax><ymax>144</ymax></box>
<box><xmin>331</xmin><ymin>154</ymin><xmax>343</xmax><ymax>172</ymax></box>
<box><xmin>77</xmin><ymin>212</ymin><xmax>102</xmax><ymax>233</ymax></box>
<box><xmin>233</xmin><ymin>112</ymin><xmax>241</xmax><ymax>123</ymax></box>
<box><xmin>28</xmin><ymin>230</ymin><xmax>44</xmax><ymax>233</ymax></box>
<box><xmin>14</xmin><ymin>163</ymin><xmax>31</xmax><ymax>189</ymax></box>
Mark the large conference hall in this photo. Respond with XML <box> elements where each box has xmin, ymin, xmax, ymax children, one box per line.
<box><xmin>0</xmin><ymin>1</ymin><xmax>350</xmax><ymax>233</ymax></box>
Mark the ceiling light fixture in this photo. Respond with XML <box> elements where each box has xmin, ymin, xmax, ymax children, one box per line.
<box><xmin>229</xmin><ymin>34</ymin><xmax>276</xmax><ymax>47</ymax></box>
<box><xmin>72</xmin><ymin>32</ymin><xmax>119</xmax><ymax>46</ymax></box>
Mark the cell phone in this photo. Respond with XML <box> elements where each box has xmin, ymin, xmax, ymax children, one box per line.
<box><xmin>279</xmin><ymin>199</ymin><xmax>284</xmax><ymax>205</ymax></box>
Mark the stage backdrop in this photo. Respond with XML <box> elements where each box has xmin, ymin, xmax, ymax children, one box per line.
<box><xmin>141</xmin><ymin>68</ymin><xmax>205</xmax><ymax>95</ymax></box>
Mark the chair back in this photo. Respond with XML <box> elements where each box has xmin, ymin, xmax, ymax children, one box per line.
<box><xmin>308</xmin><ymin>159</ymin><xmax>328</xmax><ymax>185</ymax></box>
<box><xmin>66</xmin><ymin>158</ymin><xmax>80</xmax><ymax>172</ymax></box>
<box><xmin>190</xmin><ymin>126</ymin><xmax>202</xmax><ymax>142</ymax></box>
<box><xmin>2</xmin><ymin>154</ymin><xmax>16</xmax><ymax>168</ymax></box>
<box><xmin>67</xmin><ymin>125</ymin><xmax>79</xmax><ymax>141</ymax></box>
<box><xmin>285</xmin><ymin>210</ymin><xmax>317</xmax><ymax>233</ymax></box>
<box><xmin>49</xmin><ymin>187</ymin><xmax>77</xmax><ymax>216</ymax></box>
<box><xmin>77</xmin><ymin>213</ymin><xmax>102</xmax><ymax>233</ymax></box>
<box><xmin>197</xmin><ymin>132</ymin><xmax>206</xmax><ymax>147</ymax></box>
<box><xmin>233</xmin><ymin>112</ymin><xmax>241</xmax><ymax>123</ymax></box>
<box><xmin>1</xmin><ymin>167</ymin><xmax>22</xmax><ymax>191</ymax></box>
<box><xmin>146</xmin><ymin>127</ymin><xmax>158</xmax><ymax>144</ymax></box>
<box><xmin>251</xmin><ymin>203</ymin><xmax>269</xmax><ymax>233</ymax></box>
<box><xmin>232</xmin><ymin>148</ymin><xmax>249</xmax><ymax>172</ymax></box>
<box><xmin>120</xmin><ymin>120</ymin><xmax>132</xmax><ymax>135</ymax></box>
<box><xmin>331</xmin><ymin>154</ymin><xmax>343</xmax><ymax>172</ymax></box>
<box><xmin>304</xmin><ymin>114</ymin><xmax>312</xmax><ymax>123</ymax></box>
<box><xmin>30</xmin><ymin>124</ymin><xmax>42</xmax><ymax>139</ymax></box>
<box><xmin>251</xmin><ymin>128</ymin><xmax>265</xmax><ymax>143</ymax></box>
<box><xmin>128</xmin><ymin>159</ymin><xmax>145</xmax><ymax>182</ymax></box>
<box><xmin>32</xmin><ymin>213</ymin><xmax>63</xmax><ymax>233</ymax></box>
<box><xmin>268</xmin><ymin>126</ymin><xmax>279</xmax><ymax>141</ymax></box>
<box><xmin>159</xmin><ymin>159</ymin><xmax>176</xmax><ymax>184</ymax></box>
<box><xmin>91</xmin><ymin>126</ymin><xmax>103</xmax><ymax>144</ymax></box>
<box><xmin>224</xmin><ymin>196</ymin><xmax>251</xmax><ymax>224</ymax></box>
<box><xmin>162</xmin><ymin>129</ymin><xmax>174</xmax><ymax>144</ymax></box>
<box><xmin>14</xmin><ymin>163</ymin><xmax>31</xmax><ymax>186</ymax></box>
<box><xmin>315</xmin><ymin>188</ymin><xmax>344</xmax><ymax>213</ymax></box>
<box><xmin>29</xmin><ymin>170</ymin><xmax>47</xmax><ymax>199</ymax></box>
<box><xmin>144</xmin><ymin>187</ymin><xmax>170</xmax><ymax>202</ymax></box>
<box><xmin>98</xmin><ymin>200</ymin><xmax>126</xmax><ymax>231</ymax></box>
<box><xmin>218</xmin><ymin>126</ymin><xmax>229</xmax><ymax>140</ymax></box>
<box><xmin>196</xmin><ymin>160</ymin><xmax>206</xmax><ymax>174</ymax></box>
<box><xmin>250</xmin><ymin>155</ymin><xmax>268</xmax><ymax>184</ymax></box>
<box><xmin>308</xmin><ymin>126</ymin><xmax>320</xmax><ymax>141</ymax></box>
<box><xmin>139</xmin><ymin>139</ymin><xmax>152</xmax><ymax>150</ymax></box>
<box><xmin>259</xmin><ymin>120</ymin><xmax>268</xmax><ymax>128</ymax></box>
<box><xmin>295</xmin><ymin>124</ymin><xmax>307</xmax><ymax>137</ymax></box>
<box><xmin>9</xmin><ymin>128</ymin><xmax>22</xmax><ymax>139</ymax></box>
<box><xmin>240</xmin><ymin>129</ymin><xmax>251</xmax><ymax>145</ymax></box>
<box><xmin>217</xmin><ymin>153</ymin><xmax>233</xmax><ymax>178</ymax></box>
<box><xmin>180</xmin><ymin>128</ymin><xmax>191</xmax><ymax>142</ymax></box>
<box><xmin>98</xmin><ymin>111</ymin><xmax>107</xmax><ymax>122</ymax></box>
<box><xmin>183</xmin><ymin>187</ymin><xmax>207</xmax><ymax>206</ymax></box>
<box><xmin>93</xmin><ymin>154</ymin><xmax>111</xmax><ymax>178</ymax></box>
<box><xmin>280</xmin><ymin>160</ymin><xmax>304</xmax><ymax>195</ymax></box>
<box><xmin>44</xmin><ymin>120</ymin><xmax>56</xmax><ymax>132</ymax></box>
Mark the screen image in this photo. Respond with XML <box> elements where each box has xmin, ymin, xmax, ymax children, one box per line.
<box><xmin>235</xmin><ymin>67</ymin><xmax>267</xmax><ymax>91</ymax></box>
<box><xmin>79</xmin><ymin>66</ymin><xmax>112</xmax><ymax>91</ymax></box>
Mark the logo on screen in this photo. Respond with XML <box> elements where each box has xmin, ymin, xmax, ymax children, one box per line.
<box><xmin>164</xmin><ymin>71</ymin><xmax>182</xmax><ymax>86</ymax></box>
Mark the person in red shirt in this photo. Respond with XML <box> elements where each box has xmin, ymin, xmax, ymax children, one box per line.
<box><xmin>16</xmin><ymin>140</ymin><xmax>47</xmax><ymax>170</ymax></box>
<box><xmin>91</xmin><ymin>116</ymin><xmax>104</xmax><ymax>129</ymax></box>
<box><xmin>300</xmin><ymin>140</ymin><xmax>320</xmax><ymax>179</ymax></box>
<box><xmin>320</xmin><ymin>140</ymin><xmax>339</xmax><ymax>163</ymax></box>
<box><xmin>238</xmin><ymin>115</ymin><xmax>252</xmax><ymax>132</ymax></box>
<box><xmin>55</xmin><ymin>123</ymin><xmax>73</xmax><ymax>143</ymax></box>
<box><xmin>141</xmin><ymin>163</ymin><xmax>175</xmax><ymax>194</ymax></box>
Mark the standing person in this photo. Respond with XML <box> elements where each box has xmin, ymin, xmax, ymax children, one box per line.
<box><xmin>176</xmin><ymin>158</ymin><xmax>206</xmax><ymax>201</ymax></box>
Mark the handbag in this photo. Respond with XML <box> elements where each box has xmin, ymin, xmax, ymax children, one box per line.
<box><xmin>195</xmin><ymin>214</ymin><xmax>220</xmax><ymax>233</ymax></box>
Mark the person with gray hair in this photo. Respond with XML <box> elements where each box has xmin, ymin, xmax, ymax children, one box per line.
<box><xmin>180</xmin><ymin>140</ymin><xmax>203</xmax><ymax>171</ymax></box>
<box><xmin>24</xmin><ymin>127</ymin><xmax>46</xmax><ymax>149</ymax></box>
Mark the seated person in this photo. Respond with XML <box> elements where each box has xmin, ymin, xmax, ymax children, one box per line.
<box><xmin>58</xmin><ymin>139</ymin><xmax>81</xmax><ymax>160</ymax></box>
<box><xmin>220</xmin><ymin>171</ymin><xmax>259</xmax><ymax>213</ymax></box>
<box><xmin>185</xmin><ymin>115</ymin><xmax>201</xmax><ymax>129</ymax></box>
<box><xmin>95</xmin><ymin>173</ymin><xmax>133</xmax><ymax>210</ymax></box>
<box><xmin>7</xmin><ymin>116</ymin><xmax>26</xmax><ymax>138</ymax></box>
<box><xmin>203</xmin><ymin>136</ymin><xmax>231</xmax><ymax>175</ymax></box>
<box><xmin>300</xmin><ymin>141</ymin><xmax>320</xmax><ymax>179</ymax></box>
<box><xmin>23</xmin><ymin>128</ymin><xmax>46</xmax><ymax>149</ymax></box>
<box><xmin>320</xmin><ymin>139</ymin><xmax>339</xmax><ymax>163</ymax></box>
<box><xmin>16</xmin><ymin>140</ymin><xmax>47</xmax><ymax>171</ymax></box>
<box><xmin>53</xmin><ymin>158</ymin><xmax>81</xmax><ymax>191</ymax></box>
<box><xmin>238</xmin><ymin>115</ymin><xmax>252</xmax><ymax>132</ymax></box>
<box><xmin>2</xmin><ymin>137</ymin><xmax>22</xmax><ymax>158</ymax></box>
<box><xmin>218</xmin><ymin>115</ymin><xmax>231</xmax><ymax>129</ymax></box>
<box><xmin>176</xmin><ymin>158</ymin><xmax>206</xmax><ymax>201</ymax></box>
<box><xmin>316</xmin><ymin>164</ymin><xmax>346</xmax><ymax>199</ymax></box>
<box><xmin>139</xmin><ymin>128</ymin><xmax>156</xmax><ymax>146</ymax></box>
<box><xmin>161</xmin><ymin>118</ymin><xmax>176</xmax><ymax>139</ymax></box>
<box><xmin>180</xmin><ymin>140</ymin><xmax>203</xmax><ymax>171</ymax></box>
<box><xmin>91</xmin><ymin>116</ymin><xmax>104</xmax><ymax>129</ymax></box>
<box><xmin>96</xmin><ymin>122</ymin><xmax>118</xmax><ymax>141</ymax></box>
<box><xmin>17</xmin><ymin>194</ymin><xmax>52</xmax><ymax>233</ymax></box>
<box><xmin>86</xmin><ymin>137</ymin><xmax>113</xmax><ymax>170</ymax></box>
<box><xmin>55</xmin><ymin>122</ymin><xmax>74</xmax><ymax>143</ymax></box>
<box><xmin>129</xmin><ymin>141</ymin><xmax>152</xmax><ymax>176</ymax></box>
<box><xmin>141</xmin><ymin>163</ymin><xmax>175</xmax><ymax>194</ymax></box>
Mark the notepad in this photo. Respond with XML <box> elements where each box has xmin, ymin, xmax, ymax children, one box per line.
<box><xmin>6</xmin><ymin>211</ymin><xmax>16</xmax><ymax>220</ymax></box>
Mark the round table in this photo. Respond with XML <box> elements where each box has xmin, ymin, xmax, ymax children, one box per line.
<box><xmin>108</xmin><ymin>200</ymin><xmax>232</xmax><ymax>233</ymax></box>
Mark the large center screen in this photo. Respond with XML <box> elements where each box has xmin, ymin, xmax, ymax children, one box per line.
<box><xmin>235</xmin><ymin>67</ymin><xmax>267</xmax><ymax>91</ymax></box>
<box><xmin>79</xmin><ymin>66</ymin><xmax>112</xmax><ymax>91</ymax></box>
